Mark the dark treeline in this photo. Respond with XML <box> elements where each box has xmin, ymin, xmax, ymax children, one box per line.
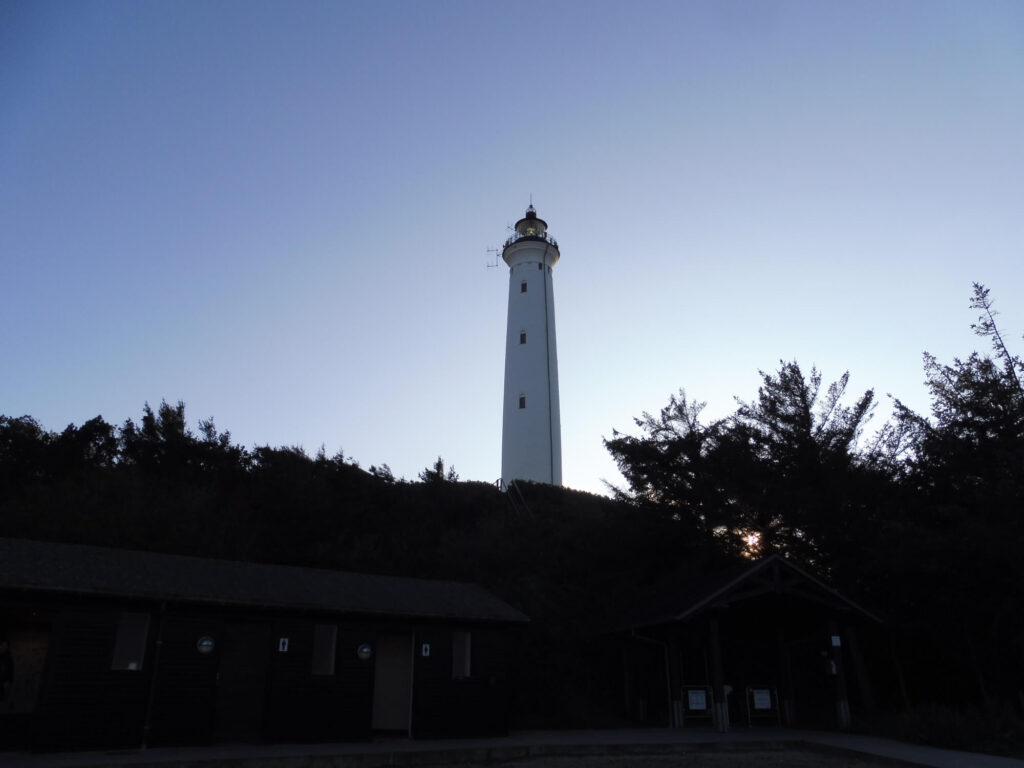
<box><xmin>2</xmin><ymin>284</ymin><xmax>1022</xmax><ymax>747</ymax></box>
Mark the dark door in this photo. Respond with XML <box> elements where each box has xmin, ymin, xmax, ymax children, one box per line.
<box><xmin>0</xmin><ymin>610</ymin><xmax>51</xmax><ymax>750</ymax></box>
<box><xmin>215</xmin><ymin>623</ymin><xmax>271</xmax><ymax>742</ymax></box>
<box><xmin>372</xmin><ymin>633</ymin><xmax>412</xmax><ymax>731</ymax></box>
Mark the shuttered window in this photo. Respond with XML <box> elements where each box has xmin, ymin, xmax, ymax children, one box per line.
<box><xmin>111</xmin><ymin>613</ymin><xmax>150</xmax><ymax>671</ymax></box>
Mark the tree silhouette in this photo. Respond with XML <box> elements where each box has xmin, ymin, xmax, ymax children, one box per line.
<box><xmin>606</xmin><ymin>361</ymin><xmax>878</xmax><ymax>567</ymax></box>
<box><xmin>879</xmin><ymin>285</ymin><xmax>1024</xmax><ymax>707</ymax></box>
<box><xmin>418</xmin><ymin>456</ymin><xmax>459</xmax><ymax>483</ymax></box>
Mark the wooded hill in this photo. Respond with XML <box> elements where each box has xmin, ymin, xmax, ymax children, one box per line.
<box><xmin>2</xmin><ymin>284</ymin><xmax>1022</xmax><ymax>750</ymax></box>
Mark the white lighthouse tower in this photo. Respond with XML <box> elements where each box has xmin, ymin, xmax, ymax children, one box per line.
<box><xmin>501</xmin><ymin>205</ymin><xmax>562</xmax><ymax>487</ymax></box>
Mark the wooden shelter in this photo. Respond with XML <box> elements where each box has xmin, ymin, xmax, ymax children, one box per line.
<box><xmin>611</xmin><ymin>554</ymin><xmax>884</xmax><ymax>732</ymax></box>
<box><xmin>0</xmin><ymin>537</ymin><xmax>527</xmax><ymax>752</ymax></box>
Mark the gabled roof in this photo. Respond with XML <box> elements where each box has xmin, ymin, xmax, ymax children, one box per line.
<box><xmin>0</xmin><ymin>537</ymin><xmax>528</xmax><ymax>625</ymax></box>
<box><xmin>611</xmin><ymin>553</ymin><xmax>880</xmax><ymax>632</ymax></box>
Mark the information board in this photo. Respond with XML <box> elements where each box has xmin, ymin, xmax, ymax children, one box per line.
<box><xmin>687</xmin><ymin>689</ymin><xmax>707</xmax><ymax>711</ymax></box>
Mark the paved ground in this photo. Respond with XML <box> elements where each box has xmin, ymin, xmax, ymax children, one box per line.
<box><xmin>2</xmin><ymin>728</ymin><xmax>1022</xmax><ymax>768</ymax></box>
<box><xmin>435</xmin><ymin>747</ymin><xmax>900</xmax><ymax>768</ymax></box>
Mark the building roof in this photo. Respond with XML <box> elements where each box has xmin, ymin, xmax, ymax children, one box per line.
<box><xmin>0</xmin><ymin>537</ymin><xmax>528</xmax><ymax>625</ymax></box>
<box><xmin>610</xmin><ymin>553</ymin><xmax>880</xmax><ymax>632</ymax></box>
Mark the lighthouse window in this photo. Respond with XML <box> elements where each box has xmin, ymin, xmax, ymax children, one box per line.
<box><xmin>538</xmin><ymin>263</ymin><xmax>543</xmax><ymax>270</ymax></box>
<box><xmin>520</xmin><ymin>281</ymin><xmax>527</xmax><ymax>293</ymax></box>
<box><xmin>520</xmin><ymin>331</ymin><xmax>526</xmax><ymax>344</ymax></box>
<box><xmin>519</xmin><ymin>394</ymin><xmax>526</xmax><ymax>409</ymax></box>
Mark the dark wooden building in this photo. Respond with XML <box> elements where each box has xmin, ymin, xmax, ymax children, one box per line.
<box><xmin>612</xmin><ymin>554</ymin><xmax>886</xmax><ymax>732</ymax></box>
<box><xmin>0</xmin><ymin>537</ymin><xmax>527</xmax><ymax>752</ymax></box>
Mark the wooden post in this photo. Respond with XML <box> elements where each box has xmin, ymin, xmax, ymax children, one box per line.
<box><xmin>668</xmin><ymin>631</ymin><xmax>682</xmax><ymax>728</ymax></box>
<box><xmin>828</xmin><ymin>620</ymin><xmax>851</xmax><ymax>729</ymax></box>
<box><xmin>675</xmin><ymin>639</ymin><xmax>688</xmax><ymax>729</ymax></box>
<box><xmin>708</xmin><ymin>615</ymin><xmax>729</xmax><ymax>732</ymax></box>
<box><xmin>622</xmin><ymin>644</ymin><xmax>632</xmax><ymax>719</ymax></box>
<box><xmin>845</xmin><ymin>624</ymin><xmax>876</xmax><ymax>715</ymax></box>
<box><xmin>775</xmin><ymin>627</ymin><xmax>794</xmax><ymax>726</ymax></box>
<box><xmin>889</xmin><ymin>636</ymin><xmax>913</xmax><ymax>712</ymax></box>
<box><xmin>661</xmin><ymin>639</ymin><xmax>675</xmax><ymax>728</ymax></box>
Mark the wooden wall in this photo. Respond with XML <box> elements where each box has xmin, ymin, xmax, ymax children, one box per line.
<box><xmin>32</xmin><ymin>607</ymin><xmax>151</xmax><ymax>751</ymax></box>
<box><xmin>411</xmin><ymin>627</ymin><xmax>510</xmax><ymax>738</ymax></box>
<box><xmin>264</xmin><ymin>620</ymin><xmax>374</xmax><ymax>741</ymax></box>
<box><xmin>23</xmin><ymin>600</ymin><xmax>515</xmax><ymax>751</ymax></box>
<box><xmin>147</xmin><ymin>613</ymin><xmax>219</xmax><ymax>746</ymax></box>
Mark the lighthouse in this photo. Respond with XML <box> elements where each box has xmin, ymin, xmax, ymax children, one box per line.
<box><xmin>501</xmin><ymin>205</ymin><xmax>562</xmax><ymax>487</ymax></box>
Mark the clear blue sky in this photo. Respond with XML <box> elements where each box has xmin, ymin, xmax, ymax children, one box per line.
<box><xmin>3</xmin><ymin>0</ymin><xmax>1022</xmax><ymax>494</ymax></box>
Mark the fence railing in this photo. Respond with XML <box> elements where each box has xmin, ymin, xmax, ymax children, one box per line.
<box><xmin>504</xmin><ymin>232</ymin><xmax>558</xmax><ymax>250</ymax></box>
